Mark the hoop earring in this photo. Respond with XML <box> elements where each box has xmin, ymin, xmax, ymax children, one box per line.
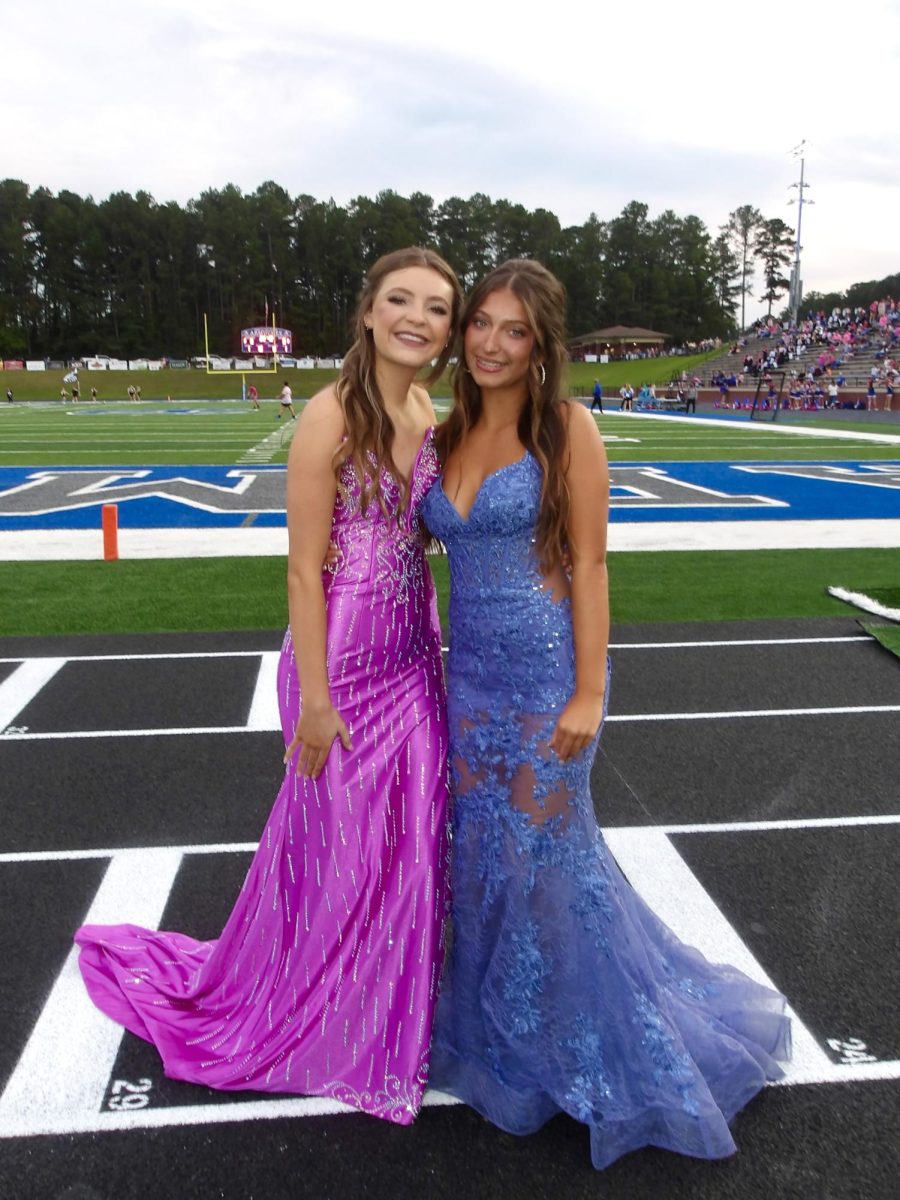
<box><xmin>539</xmin><ymin>363</ymin><xmax>546</xmax><ymax>386</ymax></box>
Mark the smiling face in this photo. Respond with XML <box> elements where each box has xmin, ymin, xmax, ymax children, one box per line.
<box><xmin>464</xmin><ymin>287</ymin><xmax>536</xmax><ymax>394</ymax></box>
<box><xmin>365</xmin><ymin>266</ymin><xmax>455</xmax><ymax>371</ymax></box>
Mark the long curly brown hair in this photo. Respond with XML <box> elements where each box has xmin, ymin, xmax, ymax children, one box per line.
<box><xmin>335</xmin><ymin>247</ymin><xmax>462</xmax><ymax>517</ymax></box>
<box><xmin>435</xmin><ymin>259</ymin><xmax>571</xmax><ymax>570</ymax></box>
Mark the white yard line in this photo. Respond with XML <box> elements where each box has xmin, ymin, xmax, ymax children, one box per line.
<box><xmin>237</xmin><ymin>419</ymin><xmax>296</xmax><ymax>464</ymax></box>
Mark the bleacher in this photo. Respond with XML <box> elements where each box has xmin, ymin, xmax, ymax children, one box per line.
<box><xmin>687</xmin><ymin>324</ymin><xmax>896</xmax><ymax>393</ymax></box>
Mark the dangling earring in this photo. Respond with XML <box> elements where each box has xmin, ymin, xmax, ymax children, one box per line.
<box><xmin>539</xmin><ymin>363</ymin><xmax>547</xmax><ymax>386</ymax></box>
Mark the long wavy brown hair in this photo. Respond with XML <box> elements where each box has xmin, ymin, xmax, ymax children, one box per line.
<box><xmin>435</xmin><ymin>259</ymin><xmax>571</xmax><ymax>571</ymax></box>
<box><xmin>335</xmin><ymin>247</ymin><xmax>462</xmax><ymax>517</ymax></box>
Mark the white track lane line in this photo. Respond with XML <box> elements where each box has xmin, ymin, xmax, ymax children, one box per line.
<box><xmin>0</xmin><ymin>848</ymin><xmax>183</xmax><ymax>1137</ymax></box>
<box><xmin>3</xmin><ymin>822</ymin><xmax>896</xmax><ymax>1138</ymax></box>
<box><xmin>245</xmin><ymin>651</ymin><xmax>280</xmax><ymax>730</ymax></box>
<box><xmin>2</xmin><ymin>704</ymin><xmax>897</xmax><ymax>740</ymax></box>
<box><xmin>0</xmin><ymin>658</ymin><xmax>66</xmax><ymax>729</ymax></box>
<box><xmin>605</xmin><ymin>829</ymin><xmax>832</xmax><ymax>1085</ymax></box>
<box><xmin>0</xmin><ymin>635</ymin><xmax>871</xmax><ymax>666</ymax></box>
<box><xmin>4</xmin><ymin>814</ymin><xmax>899</xmax><ymax>865</ymax></box>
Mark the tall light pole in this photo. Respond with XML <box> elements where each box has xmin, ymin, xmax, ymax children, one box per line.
<box><xmin>787</xmin><ymin>140</ymin><xmax>814</xmax><ymax>328</ymax></box>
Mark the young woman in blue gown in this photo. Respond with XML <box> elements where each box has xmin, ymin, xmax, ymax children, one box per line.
<box><xmin>419</xmin><ymin>259</ymin><xmax>792</xmax><ymax>1169</ymax></box>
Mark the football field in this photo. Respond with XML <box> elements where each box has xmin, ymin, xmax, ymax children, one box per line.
<box><xmin>0</xmin><ymin>400</ymin><xmax>898</xmax><ymax>1199</ymax></box>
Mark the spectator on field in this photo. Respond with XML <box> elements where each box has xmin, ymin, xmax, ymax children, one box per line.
<box><xmin>277</xmin><ymin>381</ymin><xmax>297</xmax><ymax>420</ymax></box>
<box><xmin>590</xmin><ymin>379</ymin><xmax>603</xmax><ymax>415</ymax></box>
<box><xmin>619</xmin><ymin>383</ymin><xmax>634</xmax><ymax>412</ymax></box>
<box><xmin>5</xmin><ymin>387</ymin><xmax>12</xmax><ymax>404</ymax></box>
<box><xmin>684</xmin><ymin>382</ymin><xmax>697</xmax><ymax>414</ymax></box>
<box><xmin>248</xmin><ymin>383</ymin><xmax>260</xmax><ymax>410</ymax></box>
<box><xmin>90</xmin><ymin>386</ymin><xmax>98</xmax><ymax>402</ymax></box>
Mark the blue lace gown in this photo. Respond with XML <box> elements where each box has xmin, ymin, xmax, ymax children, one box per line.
<box><xmin>420</xmin><ymin>453</ymin><xmax>791</xmax><ymax>1169</ymax></box>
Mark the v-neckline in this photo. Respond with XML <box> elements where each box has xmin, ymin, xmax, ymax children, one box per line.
<box><xmin>372</xmin><ymin>425</ymin><xmax>434</xmax><ymax>489</ymax></box>
<box><xmin>440</xmin><ymin>451</ymin><xmax>529</xmax><ymax>523</ymax></box>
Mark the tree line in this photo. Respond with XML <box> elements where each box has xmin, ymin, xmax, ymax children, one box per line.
<box><xmin>0</xmin><ymin>180</ymin><xmax>800</xmax><ymax>359</ymax></box>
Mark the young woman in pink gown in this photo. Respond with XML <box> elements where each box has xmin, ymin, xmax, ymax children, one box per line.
<box><xmin>75</xmin><ymin>247</ymin><xmax>462</xmax><ymax>1123</ymax></box>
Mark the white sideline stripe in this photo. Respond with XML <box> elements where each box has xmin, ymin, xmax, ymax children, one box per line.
<box><xmin>626</xmin><ymin>411</ymin><xmax>900</xmax><ymax>445</ymax></box>
<box><xmin>4</xmin><ymin>516</ymin><xmax>900</xmax><ymax>559</ymax></box>
<box><xmin>605</xmin><ymin>829</ymin><xmax>830</xmax><ymax>1085</ymax></box>
<box><xmin>0</xmin><ymin>657</ymin><xmax>65</xmax><ymax>728</ymax></box>
<box><xmin>3</xmin><ymin>813</ymin><xmax>898</xmax><ymax>865</ymax></box>
<box><xmin>0</xmin><ymin>849</ymin><xmax>183</xmax><ymax>1130</ymax></box>
<box><xmin>0</xmin><ymin>634</ymin><xmax>871</xmax><ymax>668</ymax></box>
<box><xmin>3</xmin><ymin>702</ymin><xmax>898</xmax><ymax>741</ymax></box>
<box><xmin>607</xmin><ymin>518</ymin><xmax>900</xmax><ymax>552</ymax></box>
<box><xmin>245</xmin><ymin>651</ymin><xmax>280</xmax><ymax>730</ymax></box>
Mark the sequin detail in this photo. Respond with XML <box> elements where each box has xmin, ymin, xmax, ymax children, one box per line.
<box><xmin>420</xmin><ymin>452</ymin><xmax>791</xmax><ymax>1169</ymax></box>
<box><xmin>75</xmin><ymin>429</ymin><xmax>450</xmax><ymax>1125</ymax></box>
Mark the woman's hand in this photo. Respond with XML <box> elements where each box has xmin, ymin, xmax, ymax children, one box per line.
<box><xmin>323</xmin><ymin>541</ymin><xmax>342</xmax><ymax>573</ymax></box>
<box><xmin>549</xmin><ymin>691</ymin><xmax>605</xmax><ymax>762</ymax></box>
<box><xmin>284</xmin><ymin>702</ymin><xmax>352</xmax><ymax>779</ymax></box>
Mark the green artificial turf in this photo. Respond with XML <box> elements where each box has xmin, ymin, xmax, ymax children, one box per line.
<box><xmin>1</xmin><ymin>548</ymin><xmax>895</xmax><ymax>639</ymax></box>
<box><xmin>862</xmin><ymin>623</ymin><xmax>900</xmax><ymax>660</ymax></box>
<box><xmin>2</xmin><ymin>402</ymin><xmax>897</xmax><ymax>468</ymax></box>
<box><xmin>0</xmin><ymin>352</ymin><xmax>721</xmax><ymax>406</ymax></box>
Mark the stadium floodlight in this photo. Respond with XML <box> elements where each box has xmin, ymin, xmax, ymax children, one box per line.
<box><xmin>787</xmin><ymin>140</ymin><xmax>815</xmax><ymax>329</ymax></box>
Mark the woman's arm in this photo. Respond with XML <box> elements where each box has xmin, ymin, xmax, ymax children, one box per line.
<box><xmin>283</xmin><ymin>387</ymin><xmax>352</xmax><ymax>778</ymax></box>
<box><xmin>549</xmin><ymin>401</ymin><xmax>610</xmax><ymax>762</ymax></box>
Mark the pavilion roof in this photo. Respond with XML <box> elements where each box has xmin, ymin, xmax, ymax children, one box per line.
<box><xmin>569</xmin><ymin>325</ymin><xmax>670</xmax><ymax>344</ymax></box>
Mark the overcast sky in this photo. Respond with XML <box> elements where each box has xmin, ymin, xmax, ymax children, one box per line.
<box><xmin>9</xmin><ymin>0</ymin><xmax>900</xmax><ymax>322</ymax></box>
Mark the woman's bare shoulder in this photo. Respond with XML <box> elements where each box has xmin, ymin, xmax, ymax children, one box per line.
<box><xmin>301</xmin><ymin>383</ymin><xmax>344</xmax><ymax>427</ymax></box>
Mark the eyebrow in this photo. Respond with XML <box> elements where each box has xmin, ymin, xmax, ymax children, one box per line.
<box><xmin>471</xmin><ymin>308</ymin><xmax>530</xmax><ymax>326</ymax></box>
<box><xmin>386</xmin><ymin>286</ymin><xmax>450</xmax><ymax>302</ymax></box>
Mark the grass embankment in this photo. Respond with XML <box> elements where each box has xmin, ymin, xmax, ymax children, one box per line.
<box><xmin>0</xmin><ymin>352</ymin><xmax>719</xmax><ymax>405</ymax></box>
<box><xmin>1</xmin><ymin>548</ymin><xmax>895</xmax><ymax>639</ymax></box>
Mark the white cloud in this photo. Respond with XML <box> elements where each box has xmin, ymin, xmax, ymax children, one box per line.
<box><xmin>6</xmin><ymin>0</ymin><xmax>899</xmax><ymax>317</ymax></box>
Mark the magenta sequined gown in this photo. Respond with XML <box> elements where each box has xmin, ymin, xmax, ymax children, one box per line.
<box><xmin>75</xmin><ymin>431</ymin><xmax>450</xmax><ymax>1123</ymax></box>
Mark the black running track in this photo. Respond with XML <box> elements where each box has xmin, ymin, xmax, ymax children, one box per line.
<box><xmin>1</xmin><ymin>618</ymin><xmax>898</xmax><ymax>1200</ymax></box>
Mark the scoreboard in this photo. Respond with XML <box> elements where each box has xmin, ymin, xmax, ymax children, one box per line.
<box><xmin>240</xmin><ymin>327</ymin><xmax>292</xmax><ymax>356</ymax></box>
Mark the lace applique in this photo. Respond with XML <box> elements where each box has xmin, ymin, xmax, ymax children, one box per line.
<box><xmin>499</xmin><ymin>920</ymin><xmax>551</xmax><ymax>1035</ymax></box>
<box><xmin>562</xmin><ymin>1014</ymin><xmax>613</xmax><ymax>1121</ymax></box>
<box><xmin>634</xmin><ymin>994</ymin><xmax>700</xmax><ymax>1117</ymax></box>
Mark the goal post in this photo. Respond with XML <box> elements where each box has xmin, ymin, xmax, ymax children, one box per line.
<box><xmin>201</xmin><ymin>313</ymin><xmax>289</xmax><ymax>400</ymax></box>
